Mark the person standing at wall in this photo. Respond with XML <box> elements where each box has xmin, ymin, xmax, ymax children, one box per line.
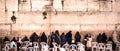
<box><xmin>40</xmin><ymin>32</ymin><xmax>47</xmax><ymax>43</ymax></box>
<box><xmin>86</xmin><ymin>34</ymin><xmax>92</xmax><ymax>51</ymax></box>
<box><xmin>66</xmin><ymin>30</ymin><xmax>72</xmax><ymax>45</ymax></box>
<box><xmin>60</xmin><ymin>32</ymin><xmax>66</xmax><ymax>47</ymax></box>
<box><xmin>74</xmin><ymin>31</ymin><xmax>81</xmax><ymax>44</ymax></box>
<box><xmin>84</xmin><ymin>34</ymin><xmax>88</xmax><ymax>50</ymax></box>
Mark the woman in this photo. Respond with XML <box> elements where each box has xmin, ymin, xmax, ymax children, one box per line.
<box><xmin>86</xmin><ymin>34</ymin><xmax>92</xmax><ymax>51</ymax></box>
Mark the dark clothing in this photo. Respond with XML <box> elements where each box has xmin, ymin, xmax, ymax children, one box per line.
<box><xmin>50</xmin><ymin>32</ymin><xmax>56</xmax><ymax>42</ymax></box>
<box><xmin>11</xmin><ymin>37</ymin><xmax>17</xmax><ymax>42</ymax></box>
<box><xmin>102</xmin><ymin>33</ymin><xmax>107</xmax><ymax>43</ymax></box>
<box><xmin>66</xmin><ymin>31</ymin><xmax>72</xmax><ymax>45</ymax></box>
<box><xmin>40</xmin><ymin>32</ymin><xmax>47</xmax><ymax>43</ymax></box>
<box><xmin>84</xmin><ymin>34</ymin><xmax>88</xmax><ymax>49</ymax></box>
<box><xmin>17</xmin><ymin>42</ymin><xmax>21</xmax><ymax>51</ymax></box>
<box><xmin>55</xmin><ymin>30</ymin><xmax>61</xmax><ymax>44</ymax></box>
<box><xmin>30</xmin><ymin>32</ymin><xmax>39</xmax><ymax>42</ymax></box>
<box><xmin>3</xmin><ymin>36</ymin><xmax>10</xmax><ymax>43</ymax></box>
<box><xmin>50</xmin><ymin>32</ymin><xmax>56</xmax><ymax>48</ymax></box>
<box><xmin>22</xmin><ymin>36</ymin><xmax>29</xmax><ymax>41</ymax></box>
<box><xmin>75</xmin><ymin>32</ymin><xmax>81</xmax><ymax>44</ymax></box>
<box><xmin>60</xmin><ymin>32</ymin><xmax>66</xmax><ymax>46</ymax></box>
<box><xmin>108</xmin><ymin>37</ymin><xmax>116</xmax><ymax>50</ymax></box>
<box><xmin>97</xmin><ymin>33</ymin><xmax>102</xmax><ymax>43</ymax></box>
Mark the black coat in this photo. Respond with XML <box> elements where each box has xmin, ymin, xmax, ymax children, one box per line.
<box><xmin>97</xmin><ymin>34</ymin><xmax>102</xmax><ymax>43</ymax></box>
<box><xmin>40</xmin><ymin>32</ymin><xmax>47</xmax><ymax>43</ymax></box>
<box><xmin>30</xmin><ymin>32</ymin><xmax>39</xmax><ymax>42</ymax></box>
<box><xmin>66</xmin><ymin>31</ymin><xmax>72</xmax><ymax>44</ymax></box>
<box><xmin>3</xmin><ymin>36</ymin><xmax>10</xmax><ymax>43</ymax></box>
<box><xmin>75</xmin><ymin>32</ymin><xmax>81</xmax><ymax>43</ymax></box>
<box><xmin>102</xmin><ymin>33</ymin><xmax>107</xmax><ymax>43</ymax></box>
<box><xmin>60</xmin><ymin>32</ymin><xmax>66</xmax><ymax>46</ymax></box>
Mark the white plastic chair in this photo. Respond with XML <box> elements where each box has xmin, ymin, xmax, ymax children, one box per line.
<box><xmin>77</xmin><ymin>42</ymin><xmax>85</xmax><ymax>51</ymax></box>
<box><xmin>34</xmin><ymin>46</ymin><xmax>39</xmax><ymax>51</ymax></box>
<box><xmin>105</xmin><ymin>44</ymin><xmax>112</xmax><ymax>51</ymax></box>
<box><xmin>2</xmin><ymin>44</ymin><xmax>10</xmax><ymax>51</ymax></box>
<box><xmin>59</xmin><ymin>48</ymin><xmax>66</xmax><ymax>51</ymax></box>
<box><xmin>118</xmin><ymin>46</ymin><xmax>120</xmax><ymax>51</ymax></box>
<box><xmin>98</xmin><ymin>43</ymin><xmax>105</xmax><ymax>51</ymax></box>
<box><xmin>52</xmin><ymin>42</ymin><xmax>59</xmax><ymax>51</ymax></box>
<box><xmin>24</xmin><ymin>41</ymin><xmax>30</xmax><ymax>47</ymax></box>
<box><xmin>70</xmin><ymin>44</ymin><xmax>77</xmax><ymax>51</ymax></box>
<box><xmin>116</xmin><ymin>42</ymin><xmax>120</xmax><ymax>51</ymax></box>
<box><xmin>33</xmin><ymin>42</ymin><xmax>39</xmax><ymax>51</ymax></box>
<box><xmin>33</xmin><ymin>42</ymin><xmax>39</xmax><ymax>47</ymax></box>
<box><xmin>28</xmin><ymin>47</ymin><xmax>34</xmax><ymax>51</ymax></box>
<box><xmin>40</xmin><ymin>42</ymin><xmax>49</xmax><ymax>51</ymax></box>
<box><xmin>21</xmin><ymin>46</ymin><xmax>27</xmax><ymax>51</ymax></box>
<box><xmin>92</xmin><ymin>42</ymin><xmax>98</xmax><ymax>51</ymax></box>
<box><xmin>0</xmin><ymin>45</ymin><xmax>1</xmax><ymax>51</ymax></box>
<box><xmin>62</xmin><ymin>42</ymin><xmax>69</xmax><ymax>51</ymax></box>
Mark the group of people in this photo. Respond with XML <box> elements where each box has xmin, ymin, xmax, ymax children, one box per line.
<box><xmin>2</xmin><ymin>30</ymin><xmax>82</xmax><ymax>51</ymax></box>
<box><xmin>96</xmin><ymin>32</ymin><xmax>116</xmax><ymax>51</ymax></box>
<box><xmin>2</xmin><ymin>30</ymin><xmax>118</xmax><ymax>51</ymax></box>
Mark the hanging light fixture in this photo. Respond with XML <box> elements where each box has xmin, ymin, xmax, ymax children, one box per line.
<box><xmin>42</xmin><ymin>11</ymin><xmax>47</xmax><ymax>19</ymax></box>
<box><xmin>11</xmin><ymin>11</ymin><xmax>16</xmax><ymax>24</ymax></box>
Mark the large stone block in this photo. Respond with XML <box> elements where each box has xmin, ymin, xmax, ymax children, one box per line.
<box><xmin>0</xmin><ymin>24</ymin><xmax>11</xmax><ymax>35</ymax></box>
<box><xmin>64</xmin><ymin>0</ymin><xmax>87</xmax><ymax>11</ymax></box>
<box><xmin>19</xmin><ymin>0</ymin><xmax>31</xmax><ymax>11</ymax></box>
<box><xmin>31</xmin><ymin>0</ymin><xmax>51</xmax><ymax>11</ymax></box>
<box><xmin>88</xmin><ymin>2</ymin><xmax>99</xmax><ymax>11</ymax></box>
<box><xmin>53</xmin><ymin>0</ymin><xmax>62</xmax><ymax>11</ymax></box>
<box><xmin>6</xmin><ymin>0</ymin><xmax>18</xmax><ymax>11</ymax></box>
<box><xmin>0</xmin><ymin>0</ymin><xmax>5</xmax><ymax>12</ymax></box>
<box><xmin>99</xmin><ymin>1</ymin><xmax>112</xmax><ymax>11</ymax></box>
<box><xmin>112</xmin><ymin>2</ymin><xmax>120</xmax><ymax>12</ymax></box>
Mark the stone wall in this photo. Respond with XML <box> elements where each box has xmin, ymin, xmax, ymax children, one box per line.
<box><xmin>0</xmin><ymin>0</ymin><xmax>120</xmax><ymax>40</ymax></box>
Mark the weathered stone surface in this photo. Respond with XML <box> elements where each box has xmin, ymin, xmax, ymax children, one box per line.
<box><xmin>0</xmin><ymin>0</ymin><xmax>120</xmax><ymax>38</ymax></box>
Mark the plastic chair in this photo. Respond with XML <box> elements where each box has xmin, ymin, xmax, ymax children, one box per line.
<box><xmin>40</xmin><ymin>42</ymin><xmax>49</xmax><ymax>51</ymax></box>
<box><xmin>59</xmin><ymin>48</ymin><xmax>66</xmax><ymax>51</ymax></box>
<box><xmin>28</xmin><ymin>47</ymin><xmax>34</xmax><ymax>51</ymax></box>
<box><xmin>34</xmin><ymin>46</ymin><xmax>39</xmax><ymax>51</ymax></box>
<box><xmin>21</xmin><ymin>46</ymin><xmax>27</xmax><ymax>51</ymax></box>
<box><xmin>2</xmin><ymin>44</ymin><xmax>10</xmax><ymax>51</ymax></box>
<box><xmin>116</xmin><ymin>42</ymin><xmax>120</xmax><ymax>51</ymax></box>
<box><xmin>24</xmin><ymin>41</ymin><xmax>30</xmax><ymax>47</ymax></box>
<box><xmin>33</xmin><ymin>42</ymin><xmax>39</xmax><ymax>46</ymax></box>
<box><xmin>105</xmin><ymin>43</ymin><xmax>112</xmax><ymax>51</ymax></box>
<box><xmin>70</xmin><ymin>44</ymin><xmax>77</xmax><ymax>51</ymax></box>
<box><xmin>92</xmin><ymin>42</ymin><xmax>98</xmax><ymax>51</ymax></box>
<box><xmin>33</xmin><ymin>42</ymin><xmax>39</xmax><ymax>51</ymax></box>
<box><xmin>98</xmin><ymin>43</ymin><xmax>105</xmax><ymax>51</ymax></box>
<box><xmin>77</xmin><ymin>42</ymin><xmax>85</xmax><ymax>51</ymax></box>
<box><xmin>62</xmin><ymin>42</ymin><xmax>69</xmax><ymax>51</ymax></box>
<box><xmin>52</xmin><ymin>42</ymin><xmax>59</xmax><ymax>51</ymax></box>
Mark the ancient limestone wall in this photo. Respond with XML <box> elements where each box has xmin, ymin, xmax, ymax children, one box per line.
<box><xmin>0</xmin><ymin>0</ymin><xmax>120</xmax><ymax>39</ymax></box>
